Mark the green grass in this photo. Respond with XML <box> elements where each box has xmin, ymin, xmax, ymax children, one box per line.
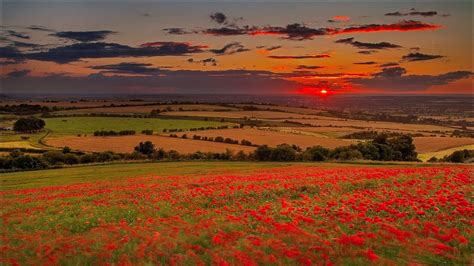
<box><xmin>43</xmin><ymin>117</ymin><xmax>234</xmax><ymax>135</ymax></box>
<box><xmin>0</xmin><ymin>161</ymin><xmax>302</xmax><ymax>190</ymax></box>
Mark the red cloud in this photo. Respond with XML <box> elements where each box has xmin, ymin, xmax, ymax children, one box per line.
<box><xmin>268</xmin><ymin>54</ymin><xmax>330</xmax><ymax>59</ymax></box>
<box><xmin>333</xmin><ymin>15</ymin><xmax>350</xmax><ymax>22</ymax></box>
<box><xmin>338</xmin><ymin>20</ymin><xmax>441</xmax><ymax>34</ymax></box>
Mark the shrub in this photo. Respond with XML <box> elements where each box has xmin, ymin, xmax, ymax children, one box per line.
<box><xmin>270</xmin><ymin>144</ymin><xmax>297</xmax><ymax>161</ymax></box>
<box><xmin>13</xmin><ymin>117</ymin><xmax>45</xmax><ymax>133</ymax></box>
<box><xmin>134</xmin><ymin>141</ymin><xmax>156</xmax><ymax>156</ymax></box>
<box><xmin>254</xmin><ymin>145</ymin><xmax>272</xmax><ymax>161</ymax></box>
<box><xmin>303</xmin><ymin>146</ymin><xmax>329</xmax><ymax>161</ymax></box>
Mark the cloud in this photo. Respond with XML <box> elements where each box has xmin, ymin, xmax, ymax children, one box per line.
<box><xmin>0</xmin><ymin>46</ymin><xmax>26</xmax><ymax>63</ymax></box>
<box><xmin>354</xmin><ymin>61</ymin><xmax>377</xmax><ymax>65</ymax></box>
<box><xmin>402</xmin><ymin>52</ymin><xmax>444</xmax><ymax>62</ymax></box>
<box><xmin>1</xmin><ymin>42</ymin><xmax>205</xmax><ymax>64</ymax></box>
<box><xmin>339</xmin><ymin>20</ymin><xmax>441</xmax><ymax>34</ymax></box>
<box><xmin>351</xmin><ymin>67</ymin><xmax>472</xmax><ymax>91</ymax></box>
<box><xmin>2</xmin><ymin>69</ymin><xmax>298</xmax><ymax>94</ymax></box>
<box><xmin>251</xmin><ymin>23</ymin><xmax>331</xmax><ymax>40</ymax></box>
<box><xmin>6</xmin><ymin>69</ymin><xmax>30</xmax><ymax>78</ymax></box>
<box><xmin>332</xmin><ymin>16</ymin><xmax>350</xmax><ymax>22</ymax></box>
<box><xmin>379</xmin><ymin>62</ymin><xmax>399</xmax><ymax>67</ymax></box>
<box><xmin>335</xmin><ymin>37</ymin><xmax>401</xmax><ymax>49</ymax></box>
<box><xmin>163</xmin><ymin>28</ymin><xmax>190</xmax><ymax>35</ymax></box>
<box><xmin>358</xmin><ymin>50</ymin><xmax>377</xmax><ymax>55</ymax></box>
<box><xmin>209</xmin><ymin>42</ymin><xmax>250</xmax><ymax>55</ymax></box>
<box><xmin>6</xmin><ymin>30</ymin><xmax>30</xmax><ymax>39</ymax></box>
<box><xmin>187</xmin><ymin>57</ymin><xmax>218</xmax><ymax>66</ymax></box>
<box><xmin>268</xmin><ymin>54</ymin><xmax>330</xmax><ymax>59</ymax></box>
<box><xmin>171</xmin><ymin>19</ymin><xmax>441</xmax><ymax>40</ymax></box>
<box><xmin>210</xmin><ymin>12</ymin><xmax>228</xmax><ymax>24</ymax></box>
<box><xmin>27</xmin><ymin>25</ymin><xmax>54</xmax><ymax>32</ymax></box>
<box><xmin>51</xmin><ymin>30</ymin><xmax>116</xmax><ymax>42</ymax></box>
<box><xmin>296</xmin><ymin>65</ymin><xmax>324</xmax><ymax>70</ymax></box>
<box><xmin>264</xmin><ymin>45</ymin><xmax>282</xmax><ymax>51</ymax></box>
<box><xmin>90</xmin><ymin>62</ymin><xmax>163</xmax><ymax>75</ymax></box>
<box><xmin>385</xmin><ymin>11</ymin><xmax>438</xmax><ymax>17</ymax></box>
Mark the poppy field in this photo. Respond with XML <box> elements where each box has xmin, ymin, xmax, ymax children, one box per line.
<box><xmin>1</xmin><ymin>163</ymin><xmax>473</xmax><ymax>265</ymax></box>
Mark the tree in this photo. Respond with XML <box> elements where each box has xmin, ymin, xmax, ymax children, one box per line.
<box><xmin>270</xmin><ymin>144</ymin><xmax>297</xmax><ymax>161</ymax></box>
<box><xmin>13</xmin><ymin>117</ymin><xmax>45</xmax><ymax>133</ymax></box>
<box><xmin>388</xmin><ymin>135</ymin><xmax>418</xmax><ymax>161</ymax></box>
<box><xmin>254</xmin><ymin>145</ymin><xmax>272</xmax><ymax>161</ymax></box>
<box><xmin>134</xmin><ymin>141</ymin><xmax>156</xmax><ymax>156</ymax></box>
<box><xmin>303</xmin><ymin>146</ymin><xmax>329</xmax><ymax>161</ymax></box>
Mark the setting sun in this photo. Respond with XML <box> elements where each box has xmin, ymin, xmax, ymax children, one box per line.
<box><xmin>321</xmin><ymin>89</ymin><xmax>328</xmax><ymax>94</ymax></box>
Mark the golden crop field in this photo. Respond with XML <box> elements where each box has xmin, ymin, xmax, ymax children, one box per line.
<box><xmin>412</xmin><ymin>137</ymin><xmax>474</xmax><ymax>153</ymax></box>
<box><xmin>177</xmin><ymin>128</ymin><xmax>357</xmax><ymax>149</ymax></box>
<box><xmin>45</xmin><ymin>135</ymin><xmax>255</xmax><ymax>154</ymax></box>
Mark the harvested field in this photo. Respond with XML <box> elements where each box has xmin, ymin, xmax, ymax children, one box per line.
<box><xmin>178</xmin><ymin>128</ymin><xmax>357</xmax><ymax>149</ymax></box>
<box><xmin>418</xmin><ymin>144</ymin><xmax>474</xmax><ymax>161</ymax></box>
<box><xmin>230</xmin><ymin>104</ymin><xmax>324</xmax><ymax>114</ymax></box>
<box><xmin>413</xmin><ymin>137</ymin><xmax>474</xmax><ymax>153</ymax></box>
<box><xmin>54</xmin><ymin>104</ymin><xmax>238</xmax><ymax>115</ymax></box>
<box><xmin>45</xmin><ymin>135</ymin><xmax>255</xmax><ymax>154</ymax></box>
<box><xmin>162</xmin><ymin>110</ymin><xmax>318</xmax><ymax>119</ymax></box>
<box><xmin>0</xmin><ymin>141</ymin><xmax>40</xmax><ymax>149</ymax></box>
<box><xmin>287</xmin><ymin>118</ymin><xmax>454</xmax><ymax>133</ymax></box>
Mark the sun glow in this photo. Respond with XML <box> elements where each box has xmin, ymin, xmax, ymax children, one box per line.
<box><xmin>321</xmin><ymin>89</ymin><xmax>328</xmax><ymax>94</ymax></box>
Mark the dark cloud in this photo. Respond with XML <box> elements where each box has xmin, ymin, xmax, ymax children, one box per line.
<box><xmin>253</xmin><ymin>23</ymin><xmax>330</xmax><ymax>40</ymax></box>
<box><xmin>268</xmin><ymin>54</ymin><xmax>330</xmax><ymax>59</ymax></box>
<box><xmin>2</xmin><ymin>69</ymin><xmax>297</xmax><ymax>94</ymax></box>
<box><xmin>385</xmin><ymin>11</ymin><xmax>438</xmax><ymax>17</ymax></box>
<box><xmin>51</xmin><ymin>30</ymin><xmax>116</xmax><ymax>42</ymax></box>
<box><xmin>354</xmin><ymin>61</ymin><xmax>377</xmax><ymax>65</ymax></box>
<box><xmin>90</xmin><ymin>62</ymin><xmax>163</xmax><ymax>75</ymax></box>
<box><xmin>335</xmin><ymin>37</ymin><xmax>401</xmax><ymax>49</ymax></box>
<box><xmin>6</xmin><ymin>70</ymin><xmax>30</xmax><ymax>78</ymax></box>
<box><xmin>340</xmin><ymin>20</ymin><xmax>440</xmax><ymax>34</ymax></box>
<box><xmin>1</xmin><ymin>42</ymin><xmax>205</xmax><ymax>64</ymax></box>
<box><xmin>379</xmin><ymin>62</ymin><xmax>399</xmax><ymax>67</ymax></box>
<box><xmin>358</xmin><ymin>50</ymin><xmax>377</xmax><ymax>55</ymax></box>
<box><xmin>351</xmin><ymin>67</ymin><xmax>472</xmax><ymax>91</ymax></box>
<box><xmin>210</xmin><ymin>12</ymin><xmax>228</xmax><ymax>24</ymax></box>
<box><xmin>0</xmin><ymin>46</ymin><xmax>26</xmax><ymax>63</ymax></box>
<box><xmin>174</xmin><ymin>20</ymin><xmax>440</xmax><ymax>40</ymax></box>
<box><xmin>374</xmin><ymin>67</ymin><xmax>407</xmax><ymax>77</ymax></box>
<box><xmin>27</xmin><ymin>25</ymin><xmax>54</xmax><ymax>32</ymax></box>
<box><xmin>296</xmin><ymin>65</ymin><xmax>324</xmax><ymax>70</ymax></box>
<box><xmin>402</xmin><ymin>52</ymin><xmax>444</xmax><ymax>62</ymax></box>
<box><xmin>265</xmin><ymin>46</ymin><xmax>281</xmax><ymax>51</ymax></box>
<box><xmin>187</xmin><ymin>57</ymin><xmax>218</xmax><ymax>66</ymax></box>
<box><xmin>163</xmin><ymin>28</ymin><xmax>190</xmax><ymax>35</ymax></box>
<box><xmin>209</xmin><ymin>42</ymin><xmax>250</xmax><ymax>55</ymax></box>
<box><xmin>7</xmin><ymin>30</ymin><xmax>30</xmax><ymax>39</ymax></box>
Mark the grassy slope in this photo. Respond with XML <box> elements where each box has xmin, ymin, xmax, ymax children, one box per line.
<box><xmin>43</xmin><ymin>117</ymin><xmax>233</xmax><ymax>135</ymax></box>
<box><xmin>0</xmin><ymin>161</ymin><xmax>437</xmax><ymax>191</ymax></box>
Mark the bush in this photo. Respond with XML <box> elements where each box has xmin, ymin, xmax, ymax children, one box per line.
<box><xmin>134</xmin><ymin>141</ymin><xmax>156</xmax><ymax>156</ymax></box>
<box><xmin>303</xmin><ymin>146</ymin><xmax>329</xmax><ymax>161</ymax></box>
<box><xmin>270</xmin><ymin>144</ymin><xmax>297</xmax><ymax>161</ymax></box>
<box><xmin>13</xmin><ymin>117</ymin><xmax>45</xmax><ymax>133</ymax></box>
<box><xmin>254</xmin><ymin>145</ymin><xmax>272</xmax><ymax>161</ymax></box>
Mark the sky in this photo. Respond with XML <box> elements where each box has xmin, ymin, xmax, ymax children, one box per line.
<box><xmin>0</xmin><ymin>1</ymin><xmax>472</xmax><ymax>95</ymax></box>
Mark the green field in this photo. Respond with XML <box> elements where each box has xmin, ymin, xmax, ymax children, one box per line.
<box><xmin>43</xmin><ymin>117</ymin><xmax>233</xmax><ymax>135</ymax></box>
<box><xmin>0</xmin><ymin>162</ymin><xmax>301</xmax><ymax>190</ymax></box>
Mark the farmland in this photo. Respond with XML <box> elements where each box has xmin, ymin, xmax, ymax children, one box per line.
<box><xmin>46</xmin><ymin>135</ymin><xmax>255</xmax><ymax>154</ymax></box>
<box><xmin>43</xmin><ymin>117</ymin><xmax>234</xmax><ymax>135</ymax></box>
<box><xmin>1</xmin><ymin>162</ymin><xmax>472</xmax><ymax>265</ymax></box>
